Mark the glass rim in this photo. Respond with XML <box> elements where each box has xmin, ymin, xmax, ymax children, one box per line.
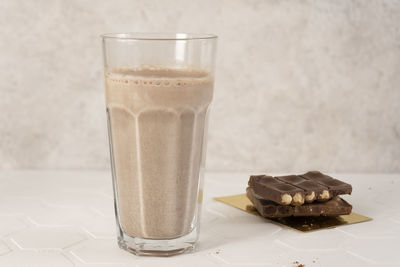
<box><xmin>101</xmin><ymin>32</ymin><xmax>218</xmax><ymax>41</ymax></box>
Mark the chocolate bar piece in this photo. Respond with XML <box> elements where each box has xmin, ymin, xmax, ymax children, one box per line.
<box><xmin>246</xmin><ymin>187</ymin><xmax>352</xmax><ymax>218</ymax></box>
<box><xmin>301</xmin><ymin>171</ymin><xmax>352</xmax><ymax>196</ymax></box>
<box><xmin>275</xmin><ymin>175</ymin><xmax>330</xmax><ymax>203</ymax></box>
<box><xmin>249</xmin><ymin>175</ymin><xmax>305</xmax><ymax>206</ymax></box>
<box><xmin>248</xmin><ymin>172</ymin><xmax>352</xmax><ymax>206</ymax></box>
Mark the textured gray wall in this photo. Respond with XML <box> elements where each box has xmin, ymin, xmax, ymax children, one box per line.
<box><xmin>1</xmin><ymin>0</ymin><xmax>399</xmax><ymax>172</ymax></box>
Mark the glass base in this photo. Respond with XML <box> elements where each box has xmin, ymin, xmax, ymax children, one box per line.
<box><xmin>117</xmin><ymin>228</ymin><xmax>198</xmax><ymax>256</ymax></box>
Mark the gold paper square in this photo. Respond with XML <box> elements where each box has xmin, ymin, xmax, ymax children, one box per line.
<box><xmin>215</xmin><ymin>194</ymin><xmax>372</xmax><ymax>232</ymax></box>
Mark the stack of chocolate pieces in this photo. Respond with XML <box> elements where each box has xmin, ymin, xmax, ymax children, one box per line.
<box><xmin>247</xmin><ymin>171</ymin><xmax>353</xmax><ymax>218</ymax></box>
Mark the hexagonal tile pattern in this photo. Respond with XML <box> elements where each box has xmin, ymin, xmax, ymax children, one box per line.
<box><xmin>337</xmin><ymin>219</ymin><xmax>400</xmax><ymax>239</ymax></box>
<box><xmin>269</xmin><ymin>250</ymin><xmax>377</xmax><ymax>267</ymax></box>
<box><xmin>39</xmin><ymin>190</ymin><xmax>115</xmax><ymax>217</ymax></box>
<box><xmin>197</xmin><ymin>227</ymin><xmax>230</xmax><ymax>252</ymax></box>
<box><xmin>26</xmin><ymin>204</ymin><xmax>99</xmax><ymax>227</ymax></box>
<box><xmin>0</xmin><ymin>197</ymin><xmax>42</xmax><ymax>216</ymax></box>
<box><xmin>0</xmin><ymin>251</ymin><xmax>73</xmax><ymax>267</ymax></box>
<box><xmin>70</xmin><ymin>239</ymin><xmax>134</xmax><ymax>264</ymax></box>
<box><xmin>0</xmin><ymin>240</ymin><xmax>10</xmax><ymax>255</ymax></box>
<box><xmin>82</xmin><ymin>217</ymin><xmax>116</xmax><ymax>238</ymax></box>
<box><xmin>211</xmin><ymin>239</ymin><xmax>288</xmax><ymax>266</ymax></box>
<box><xmin>205</xmin><ymin>202</ymin><xmax>236</xmax><ymax>219</ymax></box>
<box><xmin>275</xmin><ymin>229</ymin><xmax>351</xmax><ymax>251</ymax></box>
<box><xmin>0</xmin><ymin>171</ymin><xmax>399</xmax><ymax>266</ymax></box>
<box><xmin>201</xmin><ymin>209</ymin><xmax>221</xmax><ymax>225</ymax></box>
<box><xmin>209</xmin><ymin>212</ymin><xmax>281</xmax><ymax>240</ymax></box>
<box><xmin>0</xmin><ymin>216</ymin><xmax>27</xmax><ymax>237</ymax></box>
<box><xmin>10</xmin><ymin>226</ymin><xmax>86</xmax><ymax>250</ymax></box>
<box><xmin>39</xmin><ymin>191</ymin><xmax>102</xmax><ymax>208</ymax></box>
<box><xmin>347</xmin><ymin>239</ymin><xmax>400</xmax><ymax>264</ymax></box>
<box><xmin>137</xmin><ymin>253</ymin><xmax>222</xmax><ymax>267</ymax></box>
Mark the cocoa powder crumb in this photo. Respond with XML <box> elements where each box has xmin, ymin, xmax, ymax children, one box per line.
<box><xmin>292</xmin><ymin>261</ymin><xmax>305</xmax><ymax>267</ymax></box>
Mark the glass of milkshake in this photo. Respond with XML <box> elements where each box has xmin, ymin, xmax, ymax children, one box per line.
<box><xmin>101</xmin><ymin>33</ymin><xmax>217</xmax><ymax>256</ymax></box>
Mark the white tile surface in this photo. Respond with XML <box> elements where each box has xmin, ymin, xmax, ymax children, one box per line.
<box><xmin>337</xmin><ymin>218</ymin><xmax>400</xmax><ymax>239</ymax></box>
<box><xmin>0</xmin><ymin>251</ymin><xmax>73</xmax><ymax>267</ymax></box>
<box><xmin>0</xmin><ymin>170</ymin><xmax>399</xmax><ymax>267</ymax></box>
<box><xmin>70</xmin><ymin>239</ymin><xmax>135</xmax><ymax>264</ymax></box>
<box><xmin>210</xmin><ymin>239</ymin><xmax>287</xmax><ymax>266</ymax></box>
<box><xmin>82</xmin><ymin>217</ymin><xmax>117</xmax><ymax>239</ymax></box>
<box><xmin>346</xmin><ymin>239</ymin><xmax>400</xmax><ymax>265</ymax></box>
<box><xmin>136</xmin><ymin>253</ymin><xmax>222</xmax><ymax>267</ymax></box>
<box><xmin>0</xmin><ymin>241</ymin><xmax>10</xmax><ymax>256</ymax></box>
<box><xmin>25</xmin><ymin>204</ymin><xmax>98</xmax><ymax>227</ymax></box>
<box><xmin>208</xmin><ymin>212</ymin><xmax>282</xmax><ymax>240</ymax></box>
<box><xmin>0</xmin><ymin>216</ymin><xmax>27</xmax><ymax>237</ymax></box>
<box><xmin>275</xmin><ymin>229</ymin><xmax>349</xmax><ymax>251</ymax></box>
<box><xmin>10</xmin><ymin>226</ymin><xmax>86</xmax><ymax>250</ymax></box>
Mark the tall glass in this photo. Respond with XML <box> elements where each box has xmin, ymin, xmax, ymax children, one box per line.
<box><xmin>101</xmin><ymin>33</ymin><xmax>217</xmax><ymax>256</ymax></box>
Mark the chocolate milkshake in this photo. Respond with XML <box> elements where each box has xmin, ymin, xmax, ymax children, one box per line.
<box><xmin>105</xmin><ymin>66</ymin><xmax>214</xmax><ymax>239</ymax></box>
